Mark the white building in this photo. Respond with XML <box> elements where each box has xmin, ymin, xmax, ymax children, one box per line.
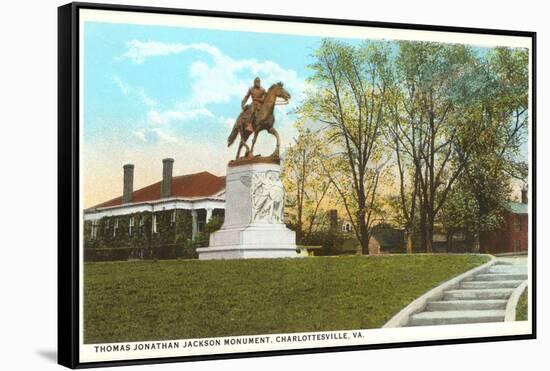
<box><xmin>84</xmin><ymin>158</ymin><xmax>226</xmax><ymax>242</ymax></box>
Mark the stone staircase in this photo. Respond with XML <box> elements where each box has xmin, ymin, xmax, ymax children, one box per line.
<box><xmin>407</xmin><ymin>262</ymin><xmax>527</xmax><ymax>327</ymax></box>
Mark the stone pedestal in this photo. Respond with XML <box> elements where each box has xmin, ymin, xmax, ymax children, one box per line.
<box><xmin>197</xmin><ymin>158</ymin><xmax>298</xmax><ymax>260</ymax></box>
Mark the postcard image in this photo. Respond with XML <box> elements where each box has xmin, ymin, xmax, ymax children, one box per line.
<box><xmin>61</xmin><ymin>5</ymin><xmax>535</xmax><ymax>366</ymax></box>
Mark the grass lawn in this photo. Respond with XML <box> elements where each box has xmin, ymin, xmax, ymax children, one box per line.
<box><xmin>84</xmin><ymin>254</ymin><xmax>489</xmax><ymax>343</ymax></box>
<box><xmin>516</xmin><ymin>288</ymin><xmax>528</xmax><ymax>321</ymax></box>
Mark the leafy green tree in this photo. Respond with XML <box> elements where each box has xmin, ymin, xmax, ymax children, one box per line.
<box><xmin>385</xmin><ymin>41</ymin><xmax>480</xmax><ymax>252</ymax></box>
<box><xmin>442</xmin><ymin>47</ymin><xmax>529</xmax><ymax>244</ymax></box>
<box><xmin>439</xmin><ymin>178</ymin><xmax>505</xmax><ymax>250</ymax></box>
<box><xmin>299</xmin><ymin>40</ymin><xmax>392</xmax><ymax>254</ymax></box>
<box><xmin>298</xmin><ymin>40</ymin><xmax>529</xmax><ymax>254</ymax></box>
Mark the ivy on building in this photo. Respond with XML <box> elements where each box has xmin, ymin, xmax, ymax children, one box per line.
<box><xmin>83</xmin><ymin>210</ymin><xmax>223</xmax><ymax>262</ymax></box>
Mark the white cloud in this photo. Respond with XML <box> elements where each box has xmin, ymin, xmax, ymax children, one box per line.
<box><xmin>218</xmin><ymin>116</ymin><xmax>235</xmax><ymax>127</ymax></box>
<box><xmin>186</xmin><ymin>47</ymin><xmax>304</xmax><ymax>108</ymax></box>
<box><xmin>121</xmin><ymin>40</ymin><xmax>222</xmax><ymax>64</ymax></box>
<box><xmin>119</xmin><ymin>41</ymin><xmax>304</xmax><ymax>153</ymax></box>
<box><xmin>147</xmin><ymin>107</ymin><xmax>214</xmax><ymax>125</ymax></box>
<box><xmin>151</xmin><ymin>128</ymin><xmax>177</xmax><ymax>143</ymax></box>
<box><xmin>134</xmin><ymin>130</ymin><xmax>147</xmax><ymax>142</ymax></box>
<box><xmin>136</xmin><ymin>88</ymin><xmax>157</xmax><ymax>108</ymax></box>
<box><xmin>133</xmin><ymin>128</ymin><xmax>178</xmax><ymax>144</ymax></box>
<box><xmin>119</xmin><ymin>40</ymin><xmax>305</xmax><ymax>109</ymax></box>
<box><xmin>112</xmin><ymin>75</ymin><xmax>157</xmax><ymax>108</ymax></box>
<box><xmin>113</xmin><ymin>75</ymin><xmax>129</xmax><ymax>95</ymax></box>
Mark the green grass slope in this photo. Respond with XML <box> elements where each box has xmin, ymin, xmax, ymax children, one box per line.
<box><xmin>84</xmin><ymin>254</ymin><xmax>489</xmax><ymax>343</ymax></box>
<box><xmin>515</xmin><ymin>288</ymin><xmax>528</xmax><ymax>321</ymax></box>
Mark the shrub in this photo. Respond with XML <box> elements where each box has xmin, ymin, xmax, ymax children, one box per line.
<box><xmin>299</xmin><ymin>231</ymin><xmax>349</xmax><ymax>256</ymax></box>
<box><xmin>84</xmin><ymin>247</ymin><xmax>133</xmax><ymax>262</ymax></box>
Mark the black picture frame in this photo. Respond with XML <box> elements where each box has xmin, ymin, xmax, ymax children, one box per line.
<box><xmin>58</xmin><ymin>2</ymin><xmax>537</xmax><ymax>368</ymax></box>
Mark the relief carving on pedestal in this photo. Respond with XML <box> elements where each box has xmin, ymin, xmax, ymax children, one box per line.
<box><xmin>244</xmin><ymin>170</ymin><xmax>284</xmax><ymax>224</ymax></box>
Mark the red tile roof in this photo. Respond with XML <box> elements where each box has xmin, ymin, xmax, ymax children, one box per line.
<box><xmin>93</xmin><ymin>171</ymin><xmax>226</xmax><ymax>209</ymax></box>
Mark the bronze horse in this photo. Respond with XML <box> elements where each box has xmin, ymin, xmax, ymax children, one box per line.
<box><xmin>227</xmin><ymin>82</ymin><xmax>291</xmax><ymax>160</ymax></box>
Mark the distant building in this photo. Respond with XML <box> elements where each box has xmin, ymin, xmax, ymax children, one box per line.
<box><xmin>328</xmin><ymin>210</ymin><xmax>404</xmax><ymax>255</ymax></box>
<box><xmin>480</xmin><ymin>189</ymin><xmax>529</xmax><ymax>255</ymax></box>
<box><xmin>368</xmin><ymin>226</ymin><xmax>406</xmax><ymax>254</ymax></box>
<box><xmin>83</xmin><ymin>159</ymin><xmax>226</xmax><ymax>259</ymax></box>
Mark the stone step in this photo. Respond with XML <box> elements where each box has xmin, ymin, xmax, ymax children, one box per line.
<box><xmin>444</xmin><ymin>288</ymin><xmax>513</xmax><ymax>300</ymax></box>
<box><xmin>460</xmin><ymin>280</ymin><xmax>523</xmax><ymax>289</ymax></box>
<box><xmin>488</xmin><ymin>265</ymin><xmax>527</xmax><ymax>274</ymax></box>
<box><xmin>474</xmin><ymin>273</ymin><xmax>527</xmax><ymax>281</ymax></box>
<box><xmin>408</xmin><ymin>310</ymin><xmax>505</xmax><ymax>326</ymax></box>
<box><xmin>426</xmin><ymin>300</ymin><xmax>507</xmax><ymax>311</ymax></box>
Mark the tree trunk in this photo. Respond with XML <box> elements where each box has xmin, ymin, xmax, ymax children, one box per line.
<box><xmin>361</xmin><ymin>229</ymin><xmax>370</xmax><ymax>255</ymax></box>
<box><xmin>296</xmin><ymin>199</ymin><xmax>303</xmax><ymax>243</ymax></box>
<box><xmin>406</xmin><ymin>229</ymin><xmax>413</xmax><ymax>254</ymax></box>
<box><xmin>473</xmin><ymin>233</ymin><xmax>480</xmax><ymax>253</ymax></box>
<box><xmin>426</xmin><ymin>215</ymin><xmax>434</xmax><ymax>254</ymax></box>
<box><xmin>359</xmin><ymin>210</ymin><xmax>370</xmax><ymax>255</ymax></box>
<box><xmin>419</xmin><ymin>205</ymin><xmax>427</xmax><ymax>253</ymax></box>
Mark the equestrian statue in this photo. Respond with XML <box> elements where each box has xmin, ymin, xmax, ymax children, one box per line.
<box><xmin>227</xmin><ymin>77</ymin><xmax>291</xmax><ymax>160</ymax></box>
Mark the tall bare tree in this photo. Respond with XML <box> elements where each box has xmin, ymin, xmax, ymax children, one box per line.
<box><xmin>388</xmin><ymin>42</ymin><xmax>479</xmax><ymax>252</ymax></box>
<box><xmin>282</xmin><ymin>128</ymin><xmax>332</xmax><ymax>242</ymax></box>
<box><xmin>300</xmin><ymin>40</ymin><xmax>391</xmax><ymax>254</ymax></box>
<box><xmin>385</xmin><ymin>74</ymin><xmax>421</xmax><ymax>253</ymax></box>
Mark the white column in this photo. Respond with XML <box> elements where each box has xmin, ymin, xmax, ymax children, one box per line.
<box><xmin>191</xmin><ymin>210</ymin><xmax>198</xmax><ymax>240</ymax></box>
<box><xmin>206</xmin><ymin>208</ymin><xmax>213</xmax><ymax>223</ymax></box>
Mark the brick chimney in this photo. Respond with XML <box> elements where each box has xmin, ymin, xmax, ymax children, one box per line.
<box><xmin>521</xmin><ymin>187</ymin><xmax>528</xmax><ymax>204</ymax></box>
<box><xmin>161</xmin><ymin>158</ymin><xmax>174</xmax><ymax>198</ymax></box>
<box><xmin>122</xmin><ymin>164</ymin><xmax>134</xmax><ymax>204</ymax></box>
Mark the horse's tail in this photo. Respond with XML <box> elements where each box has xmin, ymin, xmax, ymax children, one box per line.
<box><xmin>227</xmin><ymin>119</ymin><xmax>239</xmax><ymax>147</ymax></box>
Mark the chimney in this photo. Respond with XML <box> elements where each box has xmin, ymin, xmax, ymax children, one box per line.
<box><xmin>122</xmin><ymin>164</ymin><xmax>134</xmax><ymax>204</ymax></box>
<box><xmin>521</xmin><ymin>187</ymin><xmax>528</xmax><ymax>204</ymax></box>
<box><xmin>161</xmin><ymin>158</ymin><xmax>174</xmax><ymax>198</ymax></box>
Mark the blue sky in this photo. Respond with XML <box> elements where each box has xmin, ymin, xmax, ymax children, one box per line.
<box><xmin>82</xmin><ymin>21</ymin><xmax>527</xmax><ymax>207</ymax></box>
<box><xmin>82</xmin><ymin>21</ymin><xmax>333</xmax><ymax>206</ymax></box>
<box><xmin>83</xmin><ymin>22</ymin><xmax>329</xmax><ymax>145</ymax></box>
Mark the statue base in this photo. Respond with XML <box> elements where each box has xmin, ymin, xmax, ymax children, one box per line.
<box><xmin>227</xmin><ymin>154</ymin><xmax>280</xmax><ymax>167</ymax></box>
<box><xmin>197</xmin><ymin>224</ymin><xmax>298</xmax><ymax>260</ymax></box>
<box><xmin>197</xmin><ymin>160</ymin><xmax>298</xmax><ymax>260</ymax></box>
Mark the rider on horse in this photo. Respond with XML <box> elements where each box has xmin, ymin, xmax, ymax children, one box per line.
<box><xmin>241</xmin><ymin>77</ymin><xmax>266</xmax><ymax>133</ymax></box>
<box><xmin>228</xmin><ymin>78</ymin><xmax>290</xmax><ymax>160</ymax></box>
